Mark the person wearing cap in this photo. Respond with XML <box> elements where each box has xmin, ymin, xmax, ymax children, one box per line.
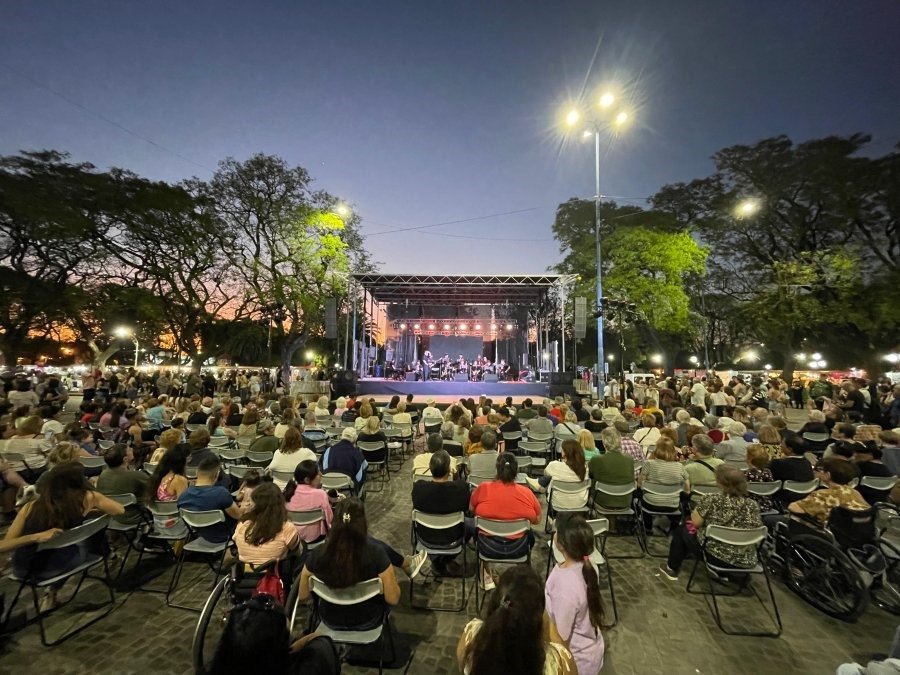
<box><xmin>249</xmin><ymin>418</ymin><xmax>280</xmax><ymax>454</ymax></box>
<box><xmin>322</xmin><ymin>427</ymin><xmax>368</xmax><ymax>492</ymax></box>
<box><xmin>422</xmin><ymin>397</ymin><xmax>443</xmax><ymax>424</ymax></box>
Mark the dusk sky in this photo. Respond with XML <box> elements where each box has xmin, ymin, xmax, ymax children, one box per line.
<box><xmin>1</xmin><ymin>1</ymin><xmax>897</xmax><ymax>275</ymax></box>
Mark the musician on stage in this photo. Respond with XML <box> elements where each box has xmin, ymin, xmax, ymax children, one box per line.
<box><xmin>422</xmin><ymin>351</ymin><xmax>433</xmax><ymax>381</ymax></box>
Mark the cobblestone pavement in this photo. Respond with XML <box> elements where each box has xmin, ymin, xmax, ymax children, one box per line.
<box><xmin>0</xmin><ymin>407</ymin><xmax>895</xmax><ymax>674</ymax></box>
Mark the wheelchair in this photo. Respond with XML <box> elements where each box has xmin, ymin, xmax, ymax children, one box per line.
<box><xmin>192</xmin><ymin>554</ymin><xmax>307</xmax><ymax>673</ymax></box>
<box><xmin>763</xmin><ymin>504</ymin><xmax>900</xmax><ymax>622</ymax></box>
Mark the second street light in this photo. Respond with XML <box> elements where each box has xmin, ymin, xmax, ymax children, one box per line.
<box><xmin>562</xmin><ymin>90</ymin><xmax>632</xmax><ymax>401</ymax></box>
<box><xmin>115</xmin><ymin>326</ymin><xmax>140</xmax><ymax>369</ymax></box>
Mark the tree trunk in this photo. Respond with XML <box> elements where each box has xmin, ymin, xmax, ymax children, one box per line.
<box><xmin>280</xmin><ymin>333</ymin><xmax>307</xmax><ymax>393</ymax></box>
<box><xmin>0</xmin><ymin>334</ymin><xmax>26</xmax><ymax>367</ymax></box>
<box><xmin>89</xmin><ymin>339</ymin><xmax>121</xmax><ymax>369</ymax></box>
<box><xmin>781</xmin><ymin>352</ymin><xmax>796</xmax><ymax>384</ymax></box>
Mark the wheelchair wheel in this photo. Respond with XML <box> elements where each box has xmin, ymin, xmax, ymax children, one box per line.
<box><xmin>192</xmin><ymin>575</ymin><xmax>234</xmax><ymax>673</ymax></box>
<box><xmin>786</xmin><ymin>534</ymin><xmax>869</xmax><ymax>622</ymax></box>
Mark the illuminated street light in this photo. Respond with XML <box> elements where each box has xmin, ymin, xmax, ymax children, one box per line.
<box><xmin>650</xmin><ymin>354</ymin><xmax>663</xmax><ymax>364</ymax></box>
<box><xmin>883</xmin><ymin>353</ymin><xmax>900</xmax><ymax>364</ymax></box>
<box><xmin>688</xmin><ymin>355</ymin><xmax>699</xmax><ymax>365</ymax></box>
<box><xmin>305</xmin><ymin>350</ymin><xmax>316</xmax><ymax>360</ymax></box>
<box><xmin>505</xmin><ymin>323</ymin><xmax>513</xmax><ymax>331</ymax></box>
<box><xmin>335</xmin><ymin>203</ymin><xmax>351</xmax><ymax>218</ymax></box>
<box><xmin>736</xmin><ymin>199</ymin><xmax>759</xmax><ymax>218</ymax></box>
<box><xmin>764</xmin><ymin>364</ymin><xmax>773</xmax><ymax>370</ymax></box>
<box><xmin>743</xmin><ymin>350</ymin><xmax>759</xmax><ymax>362</ymax></box>
<box><xmin>795</xmin><ymin>353</ymin><xmax>807</xmax><ymax>361</ymax></box>
<box><xmin>811</xmin><ymin>352</ymin><xmax>822</xmax><ymax>361</ymax></box>
<box><xmin>559</xmin><ymin>85</ymin><xmax>635</xmax><ymax>397</ymax></box>
<box><xmin>115</xmin><ymin>326</ymin><xmax>140</xmax><ymax>368</ymax></box>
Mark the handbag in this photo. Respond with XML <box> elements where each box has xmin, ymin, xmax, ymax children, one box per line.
<box><xmin>252</xmin><ymin>564</ymin><xmax>285</xmax><ymax>605</ymax></box>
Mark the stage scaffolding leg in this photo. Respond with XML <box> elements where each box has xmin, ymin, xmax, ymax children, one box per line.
<box><xmin>351</xmin><ymin>292</ymin><xmax>358</xmax><ymax>376</ymax></box>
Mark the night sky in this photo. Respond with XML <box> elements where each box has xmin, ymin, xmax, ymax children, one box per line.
<box><xmin>1</xmin><ymin>1</ymin><xmax>897</xmax><ymax>274</ymax></box>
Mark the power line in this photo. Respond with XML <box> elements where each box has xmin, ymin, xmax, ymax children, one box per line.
<box><xmin>2</xmin><ymin>64</ymin><xmax>214</xmax><ymax>172</ymax></box>
<box><xmin>362</xmin><ymin>206</ymin><xmax>548</xmax><ymax>237</ymax></box>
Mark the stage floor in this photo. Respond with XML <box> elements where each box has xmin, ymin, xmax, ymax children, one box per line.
<box><xmin>356</xmin><ymin>377</ymin><xmax>554</xmax><ymax>400</ymax></box>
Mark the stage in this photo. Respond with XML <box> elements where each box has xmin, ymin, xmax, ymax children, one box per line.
<box><xmin>355</xmin><ymin>377</ymin><xmax>559</xmax><ymax>399</ymax></box>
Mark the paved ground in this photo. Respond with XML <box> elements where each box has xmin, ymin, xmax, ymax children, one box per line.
<box><xmin>0</xmin><ymin>407</ymin><xmax>895</xmax><ymax>674</ymax></box>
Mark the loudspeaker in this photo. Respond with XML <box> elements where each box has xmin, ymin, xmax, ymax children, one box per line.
<box><xmin>483</xmin><ymin>374</ymin><xmax>498</xmax><ymax>383</ymax></box>
<box><xmin>560</xmin><ymin>372</ymin><xmax>574</xmax><ymax>386</ymax></box>
<box><xmin>549</xmin><ymin>384</ymin><xmax>575</xmax><ymax>398</ymax></box>
<box><xmin>324</xmin><ymin>298</ymin><xmax>338</xmax><ymax>339</ymax></box>
<box><xmin>405</xmin><ymin>372</ymin><xmax>416</xmax><ymax>381</ymax></box>
<box><xmin>550</xmin><ymin>373</ymin><xmax>562</xmax><ymax>385</ymax></box>
<box><xmin>333</xmin><ymin>370</ymin><xmax>357</xmax><ymax>396</ymax></box>
<box><xmin>333</xmin><ymin>371</ymin><xmax>346</xmax><ymax>383</ymax></box>
<box><xmin>453</xmin><ymin>373</ymin><xmax>469</xmax><ymax>382</ymax></box>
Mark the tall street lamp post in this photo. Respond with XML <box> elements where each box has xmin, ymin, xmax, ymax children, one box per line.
<box><xmin>562</xmin><ymin>94</ymin><xmax>631</xmax><ymax>401</ymax></box>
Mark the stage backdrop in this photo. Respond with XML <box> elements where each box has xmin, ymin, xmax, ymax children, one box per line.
<box><xmin>425</xmin><ymin>335</ymin><xmax>483</xmax><ymax>361</ymax></box>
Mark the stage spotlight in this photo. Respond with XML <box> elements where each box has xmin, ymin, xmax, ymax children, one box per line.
<box><xmin>490</xmin><ymin>323</ymin><xmax>497</xmax><ymax>330</ymax></box>
<box><xmin>399</xmin><ymin>323</ymin><xmax>407</xmax><ymax>330</ymax></box>
<box><xmin>474</xmin><ymin>323</ymin><xmax>481</xmax><ymax>330</ymax></box>
<box><xmin>428</xmin><ymin>324</ymin><xmax>435</xmax><ymax>330</ymax></box>
<box><xmin>443</xmin><ymin>323</ymin><xmax>450</xmax><ymax>330</ymax></box>
<box><xmin>413</xmin><ymin>323</ymin><xmax>420</xmax><ymax>329</ymax></box>
<box><xmin>505</xmin><ymin>323</ymin><xmax>513</xmax><ymax>330</ymax></box>
<box><xmin>460</xmin><ymin>323</ymin><xmax>467</xmax><ymax>330</ymax></box>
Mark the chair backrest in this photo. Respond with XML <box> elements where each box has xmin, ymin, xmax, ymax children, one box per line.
<box><xmin>270</xmin><ymin>470</ymin><xmax>294</xmax><ymax>484</ymax></box>
<box><xmin>424</xmin><ymin>423</ymin><xmax>442</xmax><ymax>434</ymax></box>
<box><xmin>549</xmin><ymin>479</ymin><xmax>591</xmax><ymax>494</ymax></box>
<box><xmin>861</xmin><ymin>476</ymin><xmax>897</xmax><ymax>492</ymax></box>
<box><xmin>218</xmin><ymin>448</ymin><xmax>245</xmax><ymax>461</ymax></box>
<box><xmin>288</xmin><ymin>508</ymin><xmax>325</xmax><ymax>527</ymax></box>
<box><xmin>641</xmin><ymin>481</ymin><xmax>684</xmax><ymax>497</ymax></box>
<box><xmin>782</xmin><ymin>480</ymin><xmax>818</xmax><ymax>495</ymax></box>
<box><xmin>106</xmin><ymin>493</ymin><xmax>137</xmax><ymax>507</ymax></box>
<box><xmin>691</xmin><ymin>484</ymin><xmax>721</xmax><ymax>496</ymax></box>
<box><xmin>97</xmin><ymin>440</ymin><xmax>115</xmax><ymax>450</ymax></box>
<box><xmin>229</xmin><ymin>464</ymin><xmax>250</xmax><ymax>480</ymax></box>
<box><xmin>321</xmin><ymin>473</ymin><xmax>353</xmax><ymax>490</ymax></box>
<box><xmin>746</xmin><ymin>481</ymin><xmax>782</xmax><ymax>497</ymax></box>
<box><xmin>358</xmin><ymin>441</ymin><xmax>387</xmax><ymax>452</ymax></box>
<box><xmin>208</xmin><ymin>437</ymin><xmax>230</xmax><ymax>447</ymax></box>
<box><xmin>475</xmin><ymin>516</ymin><xmax>530</xmax><ymax>538</ymax></box>
<box><xmin>310</xmin><ymin>576</ymin><xmax>383</xmax><ymax>606</ymax></box>
<box><xmin>828</xmin><ymin>506</ymin><xmax>876</xmax><ymax>549</ymax></box>
<box><xmin>80</xmin><ymin>456</ymin><xmax>107</xmax><ymax>469</ymax></box>
<box><xmin>502</xmin><ymin>431</ymin><xmax>523</xmax><ymax>441</ymax></box>
<box><xmin>519</xmin><ymin>441</ymin><xmax>549</xmax><ymax>454</ymax></box>
<box><xmin>527</xmin><ymin>432</ymin><xmax>553</xmax><ymax>443</ymax></box>
<box><xmin>468</xmin><ymin>475</ymin><xmax>489</xmax><ymax>488</ymax></box>
<box><xmin>150</xmin><ymin>500</ymin><xmax>179</xmax><ymax>516</ymax></box>
<box><xmin>144</xmin><ymin>462</ymin><xmax>158</xmax><ymax>474</ymax></box>
<box><xmin>443</xmin><ymin>440</ymin><xmax>463</xmax><ymax>457</ymax></box>
<box><xmin>185</xmin><ymin>466</ymin><xmax>198</xmax><ymax>480</ymax></box>
<box><xmin>413</xmin><ymin>510</ymin><xmax>465</xmax><ymax>530</ymax></box>
<box><xmin>588</xmin><ymin>517</ymin><xmax>610</xmax><ymax>538</ymax></box>
<box><xmin>704</xmin><ymin>525</ymin><xmax>767</xmax><ymax>547</ymax></box>
<box><xmin>37</xmin><ymin>516</ymin><xmax>110</xmax><ymax>551</ymax></box>
<box><xmin>180</xmin><ymin>508</ymin><xmax>226</xmax><ymax>530</ymax></box>
<box><xmin>592</xmin><ymin>481</ymin><xmax>636</xmax><ymax>497</ymax></box>
<box><xmin>413</xmin><ymin>473</ymin><xmax>432</xmax><ymax>482</ymax></box>
<box><xmin>246</xmin><ymin>451</ymin><xmax>274</xmax><ymax>464</ymax></box>
<box><xmin>802</xmin><ymin>432</ymin><xmax>830</xmax><ymax>443</ymax></box>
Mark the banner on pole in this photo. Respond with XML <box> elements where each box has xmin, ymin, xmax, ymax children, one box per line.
<box><xmin>325</xmin><ymin>298</ymin><xmax>338</xmax><ymax>339</ymax></box>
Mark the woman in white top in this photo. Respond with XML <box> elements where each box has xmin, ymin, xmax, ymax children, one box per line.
<box><xmin>2</xmin><ymin>415</ymin><xmax>49</xmax><ymax>479</ymax></box>
<box><xmin>267</xmin><ymin>427</ymin><xmax>317</xmax><ymax>486</ymax></box>
<box><xmin>554</xmin><ymin>412</ymin><xmax>581</xmax><ymax>441</ymax></box>
<box><xmin>531</xmin><ymin>439</ymin><xmax>590</xmax><ymax>510</ymax></box>
<box><xmin>7</xmin><ymin>381</ymin><xmax>39</xmax><ymax>410</ymax></box>
<box><xmin>274</xmin><ymin>408</ymin><xmax>297</xmax><ymax>439</ymax></box>
<box><xmin>355</xmin><ymin>402</ymin><xmax>374</xmax><ymax>430</ymax></box>
<box><xmin>391</xmin><ymin>401</ymin><xmax>412</xmax><ymax>427</ymax></box>
<box><xmin>632</xmin><ymin>413</ymin><xmax>661</xmax><ymax>449</ymax></box>
<box><xmin>314</xmin><ymin>395</ymin><xmax>331</xmax><ymax>419</ymax></box>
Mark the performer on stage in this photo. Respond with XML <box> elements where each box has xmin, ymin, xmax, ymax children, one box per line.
<box><xmin>423</xmin><ymin>351</ymin><xmax>433</xmax><ymax>381</ymax></box>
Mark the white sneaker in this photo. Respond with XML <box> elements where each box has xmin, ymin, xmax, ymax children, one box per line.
<box><xmin>408</xmin><ymin>550</ymin><xmax>428</xmax><ymax>579</ymax></box>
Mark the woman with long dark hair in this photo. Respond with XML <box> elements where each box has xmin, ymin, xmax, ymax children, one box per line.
<box><xmin>147</xmin><ymin>446</ymin><xmax>190</xmax><ymax>502</ymax></box>
<box><xmin>546</xmin><ymin>514</ymin><xmax>606</xmax><ymax>674</ymax></box>
<box><xmin>457</xmin><ymin>565</ymin><xmax>575</xmax><ymax>675</ymax></box>
<box><xmin>297</xmin><ymin>497</ymin><xmax>425</xmax><ymax>624</ymax></box>
<box><xmin>6</xmin><ymin>463</ymin><xmax>123</xmax><ymax>611</ymax></box>
<box><xmin>233</xmin><ymin>482</ymin><xmax>300</xmax><ymax>573</ymax></box>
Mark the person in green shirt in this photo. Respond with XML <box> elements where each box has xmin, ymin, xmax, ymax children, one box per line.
<box><xmin>684</xmin><ymin>434</ymin><xmax>724</xmax><ymax>488</ymax></box>
<box><xmin>249</xmin><ymin>419</ymin><xmax>280</xmax><ymax>454</ymax></box>
<box><xmin>96</xmin><ymin>443</ymin><xmax>149</xmax><ymax>524</ymax></box>
<box><xmin>589</xmin><ymin>427</ymin><xmax>635</xmax><ymax>510</ymax></box>
<box><xmin>516</xmin><ymin>398</ymin><xmax>538</xmax><ymax>421</ymax></box>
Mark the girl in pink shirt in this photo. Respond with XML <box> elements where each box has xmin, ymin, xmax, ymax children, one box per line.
<box><xmin>545</xmin><ymin>514</ymin><xmax>606</xmax><ymax>675</ymax></box>
<box><xmin>284</xmin><ymin>460</ymin><xmax>332</xmax><ymax>543</ymax></box>
<box><xmin>233</xmin><ymin>482</ymin><xmax>300</xmax><ymax>566</ymax></box>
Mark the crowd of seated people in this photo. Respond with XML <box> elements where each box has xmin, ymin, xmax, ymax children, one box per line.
<box><xmin>1</xmin><ymin>368</ymin><xmax>899</xmax><ymax>673</ymax></box>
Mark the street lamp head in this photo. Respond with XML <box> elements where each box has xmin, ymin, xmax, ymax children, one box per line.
<box><xmin>599</xmin><ymin>92</ymin><xmax>615</xmax><ymax>109</ymax></box>
<box><xmin>614</xmin><ymin>111</ymin><xmax>629</xmax><ymax>127</ymax></box>
<box><xmin>582</xmin><ymin>130</ymin><xmax>593</xmax><ymax>139</ymax></box>
<box><xmin>737</xmin><ymin>199</ymin><xmax>759</xmax><ymax>217</ymax></box>
<box><xmin>335</xmin><ymin>203</ymin><xmax>351</xmax><ymax>218</ymax></box>
<box><xmin>564</xmin><ymin>108</ymin><xmax>581</xmax><ymax>128</ymax></box>
<box><xmin>689</xmin><ymin>355</ymin><xmax>699</xmax><ymax>364</ymax></box>
<box><xmin>114</xmin><ymin>326</ymin><xmax>131</xmax><ymax>338</ymax></box>
<box><xmin>650</xmin><ymin>353</ymin><xmax>663</xmax><ymax>364</ymax></box>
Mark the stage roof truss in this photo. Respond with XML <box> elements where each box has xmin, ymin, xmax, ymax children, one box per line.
<box><xmin>351</xmin><ymin>273</ymin><xmax>562</xmax><ymax>306</ymax></box>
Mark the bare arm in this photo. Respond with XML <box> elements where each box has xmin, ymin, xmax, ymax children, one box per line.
<box><xmin>379</xmin><ymin>565</ymin><xmax>401</xmax><ymax>606</ymax></box>
<box><xmin>690</xmin><ymin>508</ymin><xmax>704</xmax><ymax>528</ymax></box>
<box><xmin>87</xmin><ymin>491</ymin><xmax>126</xmax><ymax>517</ymax></box>
<box><xmin>298</xmin><ymin>565</ymin><xmax>312</xmax><ymax>602</ymax></box>
<box><xmin>0</xmin><ymin>528</ymin><xmax>62</xmax><ymax>553</ymax></box>
<box><xmin>225</xmin><ymin>503</ymin><xmax>243</xmax><ymax>520</ymax></box>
